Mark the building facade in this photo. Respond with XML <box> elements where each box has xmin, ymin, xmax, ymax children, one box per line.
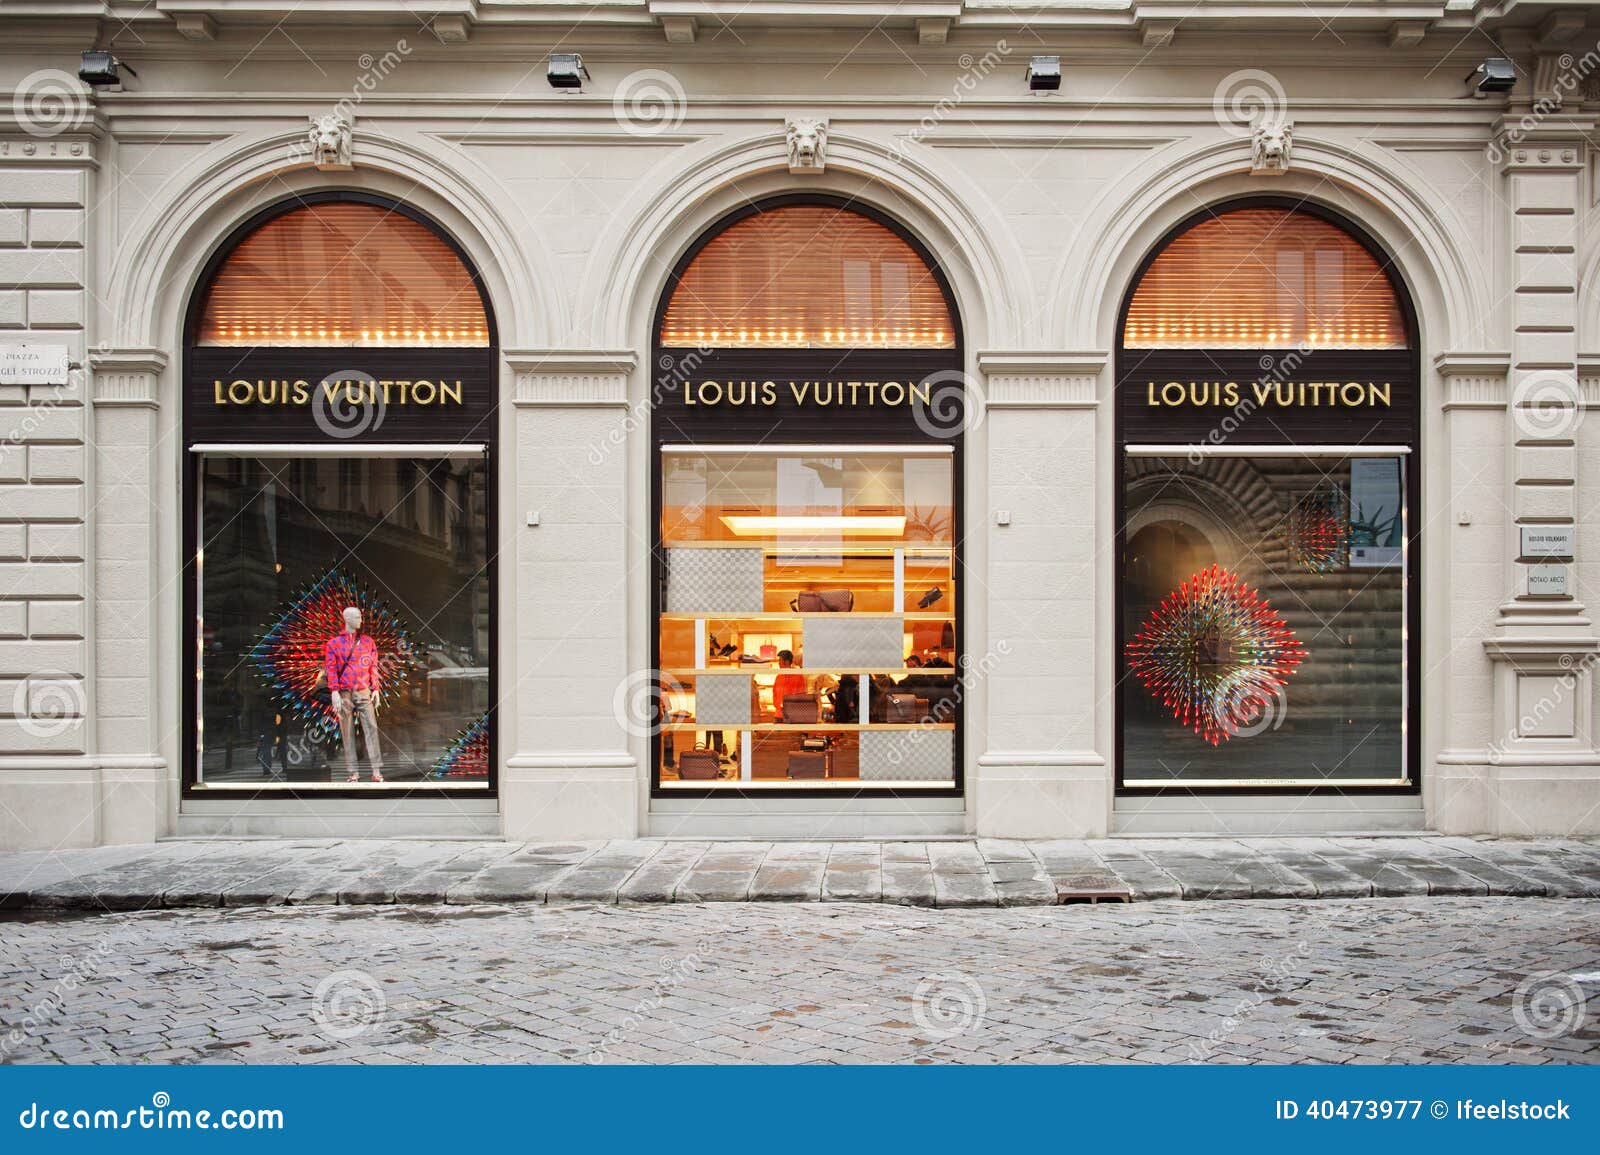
<box><xmin>2</xmin><ymin>1</ymin><xmax>1599</xmax><ymax>848</ymax></box>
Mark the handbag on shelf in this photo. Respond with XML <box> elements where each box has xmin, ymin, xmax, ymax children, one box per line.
<box><xmin>790</xmin><ymin>589</ymin><xmax>855</xmax><ymax>613</ymax></box>
<box><xmin>786</xmin><ymin>750</ymin><xmax>829</xmax><ymax>779</ymax></box>
<box><xmin>676</xmin><ymin>748</ymin><xmax>722</xmax><ymax>780</ymax></box>
<box><xmin>781</xmin><ymin>695</ymin><xmax>820</xmax><ymax>724</ymax></box>
<box><xmin>885</xmin><ymin>693</ymin><xmax>930</xmax><ymax>724</ymax></box>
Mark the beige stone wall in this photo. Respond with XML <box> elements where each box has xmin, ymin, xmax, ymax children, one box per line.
<box><xmin>0</xmin><ymin>4</ymin><xmax>1595</xmax><ymax>844</ymax></box>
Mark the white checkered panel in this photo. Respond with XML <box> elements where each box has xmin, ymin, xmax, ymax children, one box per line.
<box><xmin>802</xmin><ymin>616</ymin><xmax>904</xmax><ymax>669</ymax></box>
<box><xmin>859</xmin><ymin>729</ymin><xmax>955</xmax><ymax>781</ymax></box>
<box><xmin>665</xmin><ymin>548</ymin><xmax>765</xmax><ymax>614</ymax></box>
<box><xmin>694</xmin><ymin>674</ymin><xmax>752</xmax><ymax>726</ymax></box>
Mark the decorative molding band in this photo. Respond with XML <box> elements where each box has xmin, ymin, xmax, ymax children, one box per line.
<box><xmin>504</xmin><ymin>349</ymin><xmax>637</xmax><ymax>408</ymax></box>
<box><xmin>89</xmin><ymin>347</ymin><xmax>168</xmax><ymax>409</ymax></box>
<box><xmin>976</xmin><ymin>750</ymin><xmax>1107</xmax><ymax>768</ymax></box>
<box><xmin>1434</xmin><ymin>351</ymin><xmax>1510</xmax><ymax>410</ymax></box>
<box><xmin>978</xmin><ymin>351</ymin><xmax>1108</xmax><ymax>409</ymax></box>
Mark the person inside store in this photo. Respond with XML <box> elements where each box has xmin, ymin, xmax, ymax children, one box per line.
<box><xmin>772</xmin><ymin>649</ymin><xmax>807</xmax><ymax>720</ymax></box>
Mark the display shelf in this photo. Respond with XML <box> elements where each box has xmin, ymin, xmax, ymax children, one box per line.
<box><xmin>661</xmin><ymin>540</ymin><xmax>953</xmax><ymax>551</ymax></box>
<box><xmin>663</xmin><ymin>667</ymin><xmax>956</xmax><ymax>677</ymax></box>
<box><xmin>661</xmin><ymin>722</ymin><xmax>954</xmax><ymax>732</ymax></box>
<box><xmin>659</xmin><ymin>611</ymin><xmax>953</xmax><ymax>621</ymax></box>
<box><xmin>658</xmin><ymin>778</ymin><xmax>955</xmax><ymax>790</ymax></box>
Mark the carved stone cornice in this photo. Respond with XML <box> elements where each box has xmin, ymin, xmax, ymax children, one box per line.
<box><xmin>1435</xmin><ymin>351</ymin><xmax>1510</xmax><ymax>410</ymax></box>
<box><xmin>504</xmin><ymin>349</ymin><xmax>636</xmax><ymax>407</ymax></box>
<box><xmin>89</xmin><ymin>347</ymin><xmax>168</xmax><ymax>409</ymax></box>
<box><xmin>978</xmin><ymin>351</ymin><xmax>1106</xmax><ymax>409</ymax></box>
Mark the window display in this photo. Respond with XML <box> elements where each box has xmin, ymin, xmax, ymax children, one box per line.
<box><xmin>656</xmin><ymin>448</ymin><xmax>957</xmax><ymax>788</ymax></box>
<box><xmin>197</xmin><ymin>455</ymin><xmax>491</xmax><ymax>787</ymax></box>
<box><xmin>1116</xmin><ymin>200</ymin><xmax>1417</xmax><ymax>792</ymax></box>
<box><xmin>184</xmin><ymin>193</ymin><xmax>498</xmax><ymax>793</ymax></box>
<box><xmin>1121</xmin><ymin>454</ymin><xmax>1406</xmax><ymax>784</ymax></box>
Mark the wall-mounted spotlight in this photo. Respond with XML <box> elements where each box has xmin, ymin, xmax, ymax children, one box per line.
<box><xmin>78</xmin><ymin>49</ymin><xmax>136</xmax><ymax>88</ymax></box>
<box><xmin>547</xmin><ymin>53</ymin><xmax>589</xmax><ymax>90</ymax></box>
<box><xmin>1467</xmin><ymin>57</ymin><xmax>1516</xmax><ymax>97</ymax></box>
<box><xmin>1026</xmin><ymin>56</ymin><xmax>1061</xmax><ymax>92</ymax></box>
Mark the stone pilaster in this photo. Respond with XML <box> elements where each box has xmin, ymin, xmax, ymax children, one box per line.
<box><xmin>972</xmin><ymin>352</ymin><xmax>1108</xmax><ymax>838</ymax></box>
<box><xmin>1476</xmin><ymin>122</ymin><xmax>1600</xmax><ymax>834</ymax></box>
<box><xmin>0</xmin><ymin>123</ymin><xmax>100</xmax><ymax>848</ymax></box>
<box><xmin>88</xmin><ymin>349</ymin><xmax>168</xmax><ymax>844</ymax></box>
<box><xmin>500</xmin><ymin>350</ymin><xmax>639</xmax><ymax>840</ymax></box>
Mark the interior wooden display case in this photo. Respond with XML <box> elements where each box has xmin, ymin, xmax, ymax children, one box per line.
<box><xmin>657</xmin><ymin>449</ymin><xmax>958</xmax><ymax>788</ymax></box>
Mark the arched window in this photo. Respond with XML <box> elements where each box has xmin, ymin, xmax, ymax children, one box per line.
<box><xmin>659</xmin><ymin>203</ymin><xmax>955</xmax><ymax>349</ymax></box>
<box><xmin>184</xmin><ymin>194</ymin><xmax>497</xmax><ymax>797</ymax></box>
<box><xmin>1115</xmin><ymin>199</ymin><xmax>1417</xmax><ymax>797</ymax></box>
<box><xmin>193</xmin><ymin>200</ymin><xmax>489</xmax><ymax>347</ymax></box>
<box><xmin>650</xmin><ymin>197</ymin><xmax>964</xmax><ymax>800</ymax></box>
<box><xmin>1123</xmin><ymin>206</ymin><xmax>1407</xmax><ymax>350</ymax></box>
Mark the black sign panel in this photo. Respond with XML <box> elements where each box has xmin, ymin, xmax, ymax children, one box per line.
<box><xmin>185</xmin><ymin>347</ymin><xmax>498</xmax><ymax>445</ymax></box>
<box><xmin>652</xmin><ymin>348</ymin><xmax>965</xmax><ymax>443</ymax></box>
<box><xmin>1116</xmin><ymin>348</ymin><xmax>1417</xmax><ymax>447</ymax></box>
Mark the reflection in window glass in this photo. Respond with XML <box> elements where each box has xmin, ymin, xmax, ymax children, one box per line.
<box><xmin>1121</xmin><ymin>454</ymin><xmax>1406</xmax><ymax>786</ymax></box>
<box><xmin>658</xmin><ymin>448</ymin><xmax>958</xmax><ymax>788</ymax></box>
<box><xmin>197</xmin><ymin>455</ymin><xmax>491</xmax><ymax>787</ymax></box>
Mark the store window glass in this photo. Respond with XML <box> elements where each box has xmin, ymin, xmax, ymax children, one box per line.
<box><xmin>196</xmin><ymin>454</ymin><xmax>491</xmax><ymax>787</ymax></box>
<box><xmin>1120</xmin><ymin>453</ymin><xmax>1407</xmax><ymax>786</ymax></box>
<box><xmin>657</xmin><ymin>447</ymin><xmax>957</xmax><ymax>787</ymax></box>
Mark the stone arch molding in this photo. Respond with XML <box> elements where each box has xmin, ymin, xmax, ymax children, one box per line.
<box><xmin>579</xmin><ymin>127</ymin><xmax>1030</xmax><ymax>353</ymax></box>
<box><xmin>1058</xmin><ymin>136</ymin><xmax>1486</xmax><ymax>355</ymax></box>
<box><xmin>106</xmin><ymin>127</ymin><xmax>555</xmax><ymax>351</ymax></box>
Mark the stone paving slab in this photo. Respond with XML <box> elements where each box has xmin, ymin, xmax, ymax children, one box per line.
<box><xmin>2</xmin><ymin>836</ymin><xmax>1599</xmax><ymax>911</ymax></box>
<box><xmin>2</xmin><ymin>899</ymin><xmax>1594</xmax><ymax>1065</ymax></box>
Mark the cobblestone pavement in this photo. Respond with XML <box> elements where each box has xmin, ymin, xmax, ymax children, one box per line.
<box><xmin>3</xmin><ymin>836</ymin><xmax>1599</xmax><ymax>912</ymax></box>
<box><xmin>1</xmin><ymin>899</ymin><xmax>1597</xmax><ymax>1064</ymax></box>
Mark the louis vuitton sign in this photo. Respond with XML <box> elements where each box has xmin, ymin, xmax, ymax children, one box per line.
<box><xmin>680</xmin><ymin>378</ymin><xmax>933</xmax><ymax>408</ymax></box>
<box><xmin>185</xmin><ymin>347</ymin><xmax>494</xmax><ymax>445</ymax></box>
<box><xmin>1117</xmin><ymin>349</ymin><xmax>1416</xmax><ymax>447</ymax></box>
<box><xmin>1145</xmin><ymin>380</ymin><xmax>1392</xmax><ymax>409</ymax></box>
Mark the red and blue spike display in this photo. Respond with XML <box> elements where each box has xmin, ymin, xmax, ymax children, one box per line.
<box><xmin>1287</xmin><ymin>485</ymin><xmax>1349</xmax><ymax>572</ymax></box>
<box><xmin>249</xmin><ymin>569</ymin><xmax>416</xmax><ymax>727</ymax></box>
<box><xmin>1126</xmin><ymin>564</ymin><xmax>1307</xmax><ymax>746</ymax></box>
<box><xmin>432</xmin><ymin>712</ymin><xmax>489</xmax><ymax>779</ymax></box>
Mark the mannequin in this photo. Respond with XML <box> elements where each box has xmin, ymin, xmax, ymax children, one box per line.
<box><xmin>324</xmin><ymin>605</ymin><xmax>384</xmax><ymax>783</ymax></box>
